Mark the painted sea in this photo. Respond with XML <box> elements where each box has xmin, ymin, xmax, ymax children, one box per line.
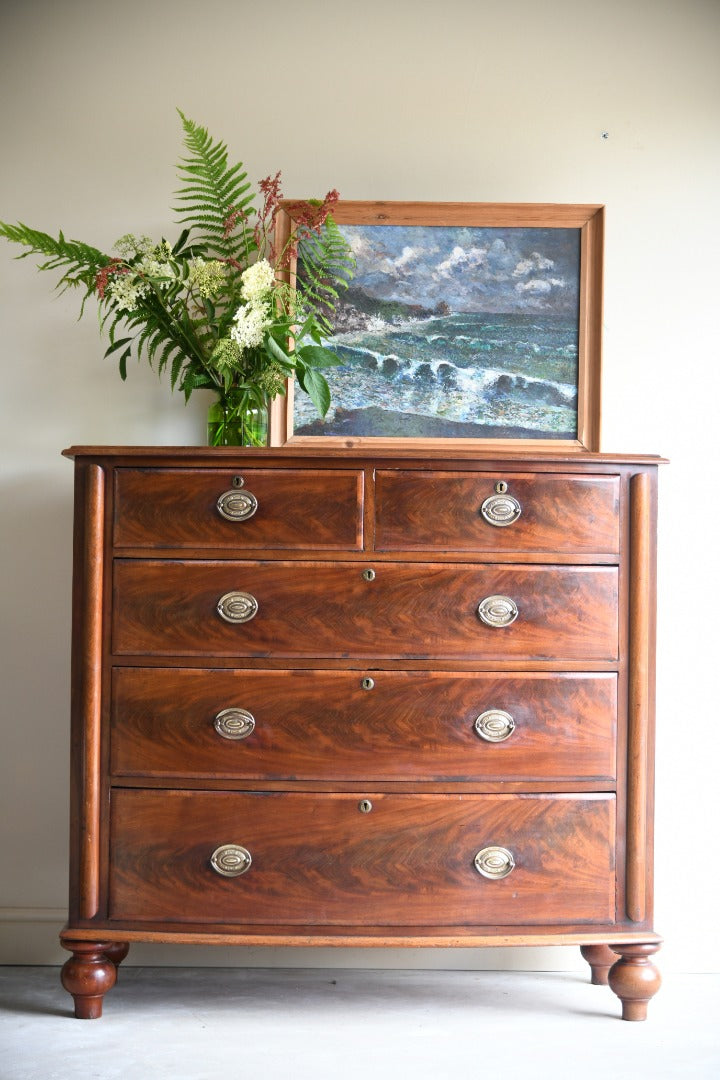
<box><xmin>293</xmin><ymin>309</ymin><xmax>579</xmax><ymax>438</ymax></box>
<box><xmin>294</xmin><ymin>224</ymin><xmax>581</xmax><ymax>439</ymax></box>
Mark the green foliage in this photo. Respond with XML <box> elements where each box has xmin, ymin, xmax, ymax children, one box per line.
<box><xmin>0</xmin><ymin>111</ymin><xmax>354</xmax><ymax>423</ymax></box>
<box><xmin>0</xmin><ymin>221</ymin><xmax>109</xmax><ymax>314</ymax></box>
<box><xmin>174</xmin><ymin>111</ymin><xmax>256</xmax><ymax>264</ymax></box>
<box><xmin>297</xmin><ymin>215</ymin><xmax>354</xmax><ymax>335</ymax></box>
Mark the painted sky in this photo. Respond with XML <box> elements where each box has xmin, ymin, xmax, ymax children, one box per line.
<box><xmin>341</xmin><ymin>225</ymin><xmax>580</xmax><ymax>316</ymax></box>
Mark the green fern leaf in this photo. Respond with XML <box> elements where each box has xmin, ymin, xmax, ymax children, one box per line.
<box><xmin>296</xmin><ymin>216</ymin><xmax>354</xmax><ymax>335</ymax></box>
<box><xmin>0</xmin><ymin>221</ymin><xmax>110</xmax><ymax>313</ymax></box>
<box><xmin>174</xmin><ymin>111</ymin><xmax>256</xmax><ymax>263</ymax></box>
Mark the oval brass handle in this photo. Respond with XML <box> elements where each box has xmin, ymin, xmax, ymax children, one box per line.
<box><xmin>474</xmin><ymin>846</ymin><xmax>515</xmax><ymax>879</ymax></box>
<box><xmin>216</xmin><ymin>591</ymin><xmax>258</xmax><ymax>624</ymax></box>
<box><xmin>477</xmin><ymin>595</ymin><xmax>518</xmax><ymax>628</ymax></box>
<box><xmin>214</xmin><ymin>708</ymin><xmax>256</xmax><ymax>740</ymax></box>
<box><xmin>480</xmin><ymin>492</ymin><xmax>521</xmax><ymax>527</ymax></box>
<box><xmin>210</xmin><ymin>844</ymin><xmax>252</xmax><ymax>877</ymax></box>
<box><xmin>216</xmin><ymin>488</ymin><xmax>258</xmax><ymax>522</ymax></box>
<box><xmin>474</xmin><ymin>709</ymin><xmax>516</xmax><ymax>742</ymax></box>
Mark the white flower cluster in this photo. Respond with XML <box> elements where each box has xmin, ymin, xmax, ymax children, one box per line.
<box><xmin>115</xmin><ymin>234</ymin><xmax>155</xmax><ymax>258</ymax></box>
<box><xmin>105</xmin><ymin>275</ymin><xmax>148</xmax><ymax>312</ymax></box>
<box><xmin>240</xmin><ymin>259</ymin><xmax>276</xmax><ymax>303</ymax></box>
<box><xmin>188</xmin><ymin>256</ymin><xmax>226</xmax><ymax>298</ymax></box>
<box><xmin>230</xmin><ymin>301</ymin><xmax>271</xmax><ymax>351</ymax></box>
<box><xmin>138</xmin><ymin>254</ymin><xmax>174</xmax><ymax>284</ymax></box>
<box><xmin>105</xmin><ymin>235</ymin><xmax>175</xmax><ymax>311</ymax></box>
<box><xmin>230</xmin><ymin>259</ymin><xmax>276</xmax><ymax>352</ymax></box>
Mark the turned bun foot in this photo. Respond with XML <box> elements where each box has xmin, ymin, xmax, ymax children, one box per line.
<box><xmin>608</xmin><ymin>943</ymin><xmax>662</xmax><ymax>1021</ymax></box>
<box><xmin>60</xmin><ymin>941</ymin><xmax>117</xmax><ymax>1019</ymax></box>
<box><xmin>580</xmin><ymin>944</ymin><xmax>617</xmax><ymax>985</ymax></box>
<box><xmin>104</xmin><ymin>941</ymin><xmax>130</xmax><ymax>972</ymax></box>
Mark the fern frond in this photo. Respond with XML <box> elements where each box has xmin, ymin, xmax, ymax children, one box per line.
<box><xmin>174</xmin><ymin>111</ymin><xmax>256</xmax><ymax>263</ymax></box>
<box><xmin>0</xmin><ymin>221</ymin><xmax>110</xmax><ymax>312</ymax></box>
<box><xmin>296</xmin><ymin>216</ymin><xmax>354</xmax><ymax>335</ymax></box>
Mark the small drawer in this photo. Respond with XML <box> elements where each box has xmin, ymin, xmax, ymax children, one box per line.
<box><xmin>112</xmin><ymin>560</ymin><xmax>618</xmax><ymax>661</ymax></box>
<box><xmin>110</xmin><ymin>668</ymin><xmax>617</xmax><ymax>782</ymax></box>
<box><xmin>109</xmin><ymin>790</ymin><xmax>615</xmax><ymax>926</ymax></box>
<box><xmin>375</xmin><ymin>470</ymin><xmax>620</xmax><ymax>554</ymax></box>
<box><xmin>113</xmin><ymin>468</ymin><xmax>364</xmax><ymax>550</ymax></box>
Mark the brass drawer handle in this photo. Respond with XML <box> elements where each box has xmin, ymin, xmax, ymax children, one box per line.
<box><xmin>480</xmin><ymin>491</ymin><xmax>521</xmax><ymax>527</ymax></box>
<box><xmin>216</xmin><ymin>591</ymin><xmax>258</xmax><ymax>624</ymax></box>
<box><xmin>214</xmin><ymin>708</ymin><xmax>256</xmax><ymax>740</ymax></box>
<box><xmin>216</xmin><ymin>487</ymin><xmax>258</xmax><ymax>522</ymax></box>
<box><xmin>474</xmin><ymin>709</ymin><xmax>516</xmax><ymax>742</ymax></box>
<box><xmin>474</xmin><ymin>846</ymin><xmax>515</xmax><ymax>879</ymax></box>
<box><xmin>477</xmin><ymin>595</ymin><xmax>518</xmax><ymax>628</ymax></box>
<box><xmin>210</xmin><ymin>844</ymin><xmax>252</xmax><ymax>877</ymax></box>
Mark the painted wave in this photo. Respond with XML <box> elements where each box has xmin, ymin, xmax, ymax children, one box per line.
<box><xmin>294</xmin><ymin>312</ymin><xmax>579</xmax><ymax>437</ymax></box>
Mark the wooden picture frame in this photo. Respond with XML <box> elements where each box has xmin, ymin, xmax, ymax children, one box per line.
<box><xmin>269</xmin><ymin>202</ymin><xmax>603</xmax><ymax>450</ymax></box>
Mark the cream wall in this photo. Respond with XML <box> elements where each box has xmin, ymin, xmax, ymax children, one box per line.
<box><xmin>1</xmin><ymin>0</ymin><xmax>718</xmax><ymax>973</ymax></box>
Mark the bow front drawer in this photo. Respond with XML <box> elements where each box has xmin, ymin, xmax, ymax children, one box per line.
<box><xmin>375</xmin><ymin>470</ymin><xmax>619</xmax><ymax>554</ymax></box>
<box><xmin>110</xmin><ymin>668</ymin><xmax>617</xmax><ymax>782</ymax></box>
<box><xmin>109</xmin><ymin>790</ymin><xmax>615</xmax><ymax>926</ymax></box>
<box><xmin>113</xmin><ymin>468</ymin><xmax>364</xmax><ymax>550</ymax></box>
<box><xmin>112</xmin><ymin>560</ymin><xmax>619</xmax><ymax>661</ymax></box>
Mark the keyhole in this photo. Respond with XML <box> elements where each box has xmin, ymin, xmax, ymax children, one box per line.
<box><xmin>495</xmin><ymin>480</ymin><xmax>508</xmax><ymax>494</ymax></box>
<box><xmin>232</xmin><ymin>476</ymin><xmax>245</xmax><ymax>488</ymax></box>
<box><xmin>358</xmin><ymin>799</ymin><xmax>373</xmax><ymax>814</ymax></box>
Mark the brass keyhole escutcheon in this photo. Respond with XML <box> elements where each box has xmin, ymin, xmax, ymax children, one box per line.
<box><xmin>361</xmin><ymin>677</ymin><xmax>375</xmax><ymax>690</ymax></box>
<box><xmin>495</xmin><ymin>480</ymin><xmax>508</xmax><ymax>494</ymax></box>
<box><xmin>232</xmin><ymin>476</ymin><xmax>245</xmax><ymax>488</ymax></box>
<box><xmin>362</xmin><ymin>568</ymin><xmax>376</xmax><ymax>582</ymax></box>
<box><xmin>358</xmin><ymin>799</ymin><xmax>373</xmax><ymax>814</ymax></box>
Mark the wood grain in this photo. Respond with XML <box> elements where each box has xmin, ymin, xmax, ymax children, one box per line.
<box><xmin>110</xmin><ymin>668</ymin><xmax>617</xmax><ymax>782</ymax></box>
<box><xmin>109</xmin><ymin>790</ymin><xmax>615</xmax><ymax>926</ymax></box>
<box><xmin>627</xmin><ymin>473</ymin><xmax>650</xmax><ymax>922</ymax></box>
<box><xmin>113</xmin><ymin>467</ymin><xmax>364</xmax><ymax>550</ymax></box>
<box><xmin>375</xmin><ymin>470</ymin><xmax>619</xmax><ymax>553</ymax></box>
<box><xmin>60</xmin><ymin>447</ymin><xmax>663</xmax><ymax>1021</ymax></box>
<box><xmin>78</xmin><ymin>464</ymin><xmax>104</xmax><ymax>919</ymax></box>
<box><xmin>112</xmin><ymin>561</ymin><xmax>619</xmax><ymax>661</ymax></box>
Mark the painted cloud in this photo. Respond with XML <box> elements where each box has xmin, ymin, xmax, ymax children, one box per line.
<box><xmin>340</xmin><ymin>225</ymin><xmax>580</xmax><ymax>315</ymax></box>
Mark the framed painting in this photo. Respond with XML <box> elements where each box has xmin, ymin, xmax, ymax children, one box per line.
<box><xmin>269</xmin><ymin>202</ymin><xmax>604</xmax><ymax>450</ymax></box>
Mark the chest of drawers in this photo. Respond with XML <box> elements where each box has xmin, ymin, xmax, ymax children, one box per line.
<box><xmin>59</xmin><ymin>446</ymin><xmax>662</xmax><ymax>1020</ymax></box>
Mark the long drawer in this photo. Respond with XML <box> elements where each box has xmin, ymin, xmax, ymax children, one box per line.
<box><xmin>110</xmin><ymin>668</ymin><xmax>617</xmax><ymax>782</ymax></box>
<box><xmin>113</xmin><ymin>468</ymin><xmax>365</xmax><ymax>550</ymax></box>
<box><xmin>375</xmin><ymin>470</ymin><xmax>620</xmax><ymax>554</ymax></box>
<box><xmin>109</xmin><ymin>790</ymin><xmax>616</xmax><ymax>926</ymax></box>
<box><xmin>112</xmin><ymin>561</ymin><xmax>619</xmax><ymax>660</ymax></box>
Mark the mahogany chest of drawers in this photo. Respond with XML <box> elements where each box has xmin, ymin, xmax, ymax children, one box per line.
<box><xmin>59</xmin><ymin>446</ymin><xmax>662</xmax><ymax>1020</ymax></box>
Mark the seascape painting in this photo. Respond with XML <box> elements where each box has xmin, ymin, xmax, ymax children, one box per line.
<box><xmin>293</xmin><ymin>224</ymin><xmax>582</xmax><ymax>439</ymax></box>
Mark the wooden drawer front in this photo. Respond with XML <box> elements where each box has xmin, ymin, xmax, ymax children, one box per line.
<box><xmin>111</xmin><ymin>669</ymin><xmax>617</xmax><ymax>782</ymax></box>
<box><xmin>112</xmin><ymin>561</ymin><xmax>618</xmax><ymax>660</ymax></box>
<box><xmin>109</xmin><ymin>791</ymin><xmax>615</xmax><ymax>925</ymax></box>
<box><xmin>113</xmin><ymin>468</ymin><xmax>364</xmax><ymax>550</ymax></box>
<box><xmin>375</xmin><ymin>471</ymin><xmax>620</xmax><ymax>554</ymax></box>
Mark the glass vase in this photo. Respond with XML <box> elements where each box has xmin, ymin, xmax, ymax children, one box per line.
<box><xmin>207</xmin><ymin>391</ymin><xmax>269</xmax><ymax>447</ymax></box>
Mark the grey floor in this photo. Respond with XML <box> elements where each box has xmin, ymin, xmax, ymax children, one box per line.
<box><xmin>1</xmin><ymin>966</ymin><xmax>718</xmax><ymax>1079</ymax></box>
